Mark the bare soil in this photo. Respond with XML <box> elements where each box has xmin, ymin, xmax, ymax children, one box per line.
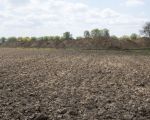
<box><xmin>0</xmin><ymin>48</ymin><xmax>150</xmax><ymax>120</ymax></box>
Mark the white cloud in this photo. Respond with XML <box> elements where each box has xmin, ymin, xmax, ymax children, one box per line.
<box><xmin>0</xmin><ymin>0</ymin><xmax>148</xmax><ymax>37</ymax></box>
<box><xmin>126</xmin><ymin>0</ymin><xmax>145</xmax><ymax>7</ymax></box>
<box><xmin>100</xmin><ymin>8</ymin><xmax>120</xmax><ymax>18</ymax></box>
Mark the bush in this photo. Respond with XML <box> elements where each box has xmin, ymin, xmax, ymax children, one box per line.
<box><xmin>119</xmin><ymin>35</ymin><xmax>130</xmax><ymax>41</ymax></box>
<box><xmin>7</xmin><ymin>37</ymin><xmax>17</xmax><ymax>42</ymax></box>
<box><xmin>130</xmin><ymin>33</ymin><xmax>139</xmax><ymax>40</ymax></box>
<box><xmin>111</xmin><ymin>35</ymin><xmax>118</xmax><ymax>40</ymax></box>
<box><xmin>63</xmin><ymin>32</ymin><xmax>72</xmax><ymax>40</ymax></box>
<box><xmin>84</xmin><ymin>31</ymin><xmax>91</xmax><ymax>38</ymax></box>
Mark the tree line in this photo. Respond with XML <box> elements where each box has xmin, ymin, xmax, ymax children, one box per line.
<box><xmin>0</xmin><ymin>22</ymin><xmax>150</xmax><ymax>44</ymax></box>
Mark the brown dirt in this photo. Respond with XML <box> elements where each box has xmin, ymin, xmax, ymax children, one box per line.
<box><xmin>0</xmin><ymin>48</ymin><xmax>150</xmax><ymax>120</ymax></box>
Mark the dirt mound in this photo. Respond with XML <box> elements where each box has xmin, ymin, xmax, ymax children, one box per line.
<box><xmin>0</xmin><ymin>48</ymin><xmax>150</xmax><ymax>120</ymax></box>
<box><xmin>1</xmin><ymin>37</ymin><xmax>142</xmax><ymax>50</ymax></box>
<box><xmin>135</xmin><ymin>37</ymin><xmax>150</xmax><ymax>48</ymax></box>
<box><xmin>119</xmin><ymin>39</ymin><xmax>139</xmax><ymax>49</ymax></box>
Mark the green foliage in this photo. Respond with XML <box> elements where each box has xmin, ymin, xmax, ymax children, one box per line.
<box><xmin>91</xmin><ymin>28</ymin><xmax>110</xmax><ymax>39</ymax></box>
<box><xmin>17</xmin><ymin>37</ymin><xmax>23</xmax><ymax>42</ymax></box>
<box><xmin>130</xmin><ymin>33</ymin><xmax>139</xmax><ymax>40</ymax></box>
<box><xmin>53</xmin><ymin>36</ymin><xmax>61</xmax><ymax>41</ymax></box>
<box><xmin>120</xmin><ymin>35</ymin><xmax>130</xmax><ymax>41</ymax></box>
<box><xmin>8</xmin><ymin>36</ymin><xmax>64</xmax><ymax>42</ymax></box>
<box><xmin>102</xmin><ymin>29</ymin><xmax>110</xmax><ymax>38</ymax></box>
<box><xmin>42</xmin><ymin>36</ymin><xmax>49</xmax><ymax>41</ymax></box>
<box><xmin>91</xmin><ymin>29</ymin><xmax>101</xmax><ymax>38</ymax></box>
<box><xmin>17</xmin><ymin>37</ymin><xmax>31</xmax><ymax>42</ymax></box>
<box><xmin>76</xmin><ymin>36</ymin><xmax>83</xmax><ymax>40</ymax></box>
<box><xmin>36</xmin><ymin>36</ymin><xmax>63</xmax><ymax>42</ymax></box>
<box><xmin>84</xmin><ymin>30</ymin><xmax>90</xmax><ymax>38</ymax></box>
<box><xmin>8</xmin><ymin>37</ymin><xmax>17</xmax><ymax>42</ymax></box>
<box><xmin>31</xmin><ymin>37</ymin><xmax>37</xmax><ymax>41</ymax></box>
<box><xmin>63</xmin><ymin>32</ymin><xmax>72</xmax><ymax>40</ymax></box>
<box><xmin>111</xmin><ymin>35</ymin><xmax>118</xmax><ymax>40</ymax></box>
<box><xmin>141</xmin><ymin>22</ymin><xmax>150</xmax><ymax>37</ymax></box>
<box><xmin>24</xmin><ymin>37</ymin><xmax>32</xmax><ymax>42</ymax></box>
<box><xmin>0</xmin><ymin>37</ymin><xmax>6</xmax><ymax>43</ymax></box>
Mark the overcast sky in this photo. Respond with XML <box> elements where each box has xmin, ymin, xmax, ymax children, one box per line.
<box><xmin>0</xmin><ymin>0</ymin><xmax>149</xmax><ymax>37</ymax></box>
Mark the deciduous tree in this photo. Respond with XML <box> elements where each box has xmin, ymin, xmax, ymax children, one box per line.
<box><xmin>141</xmin><ymin>22</ymin><xmax>150</xmax><ymax>38</ymax></box>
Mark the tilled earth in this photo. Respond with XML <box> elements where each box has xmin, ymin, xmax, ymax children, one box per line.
<box><xmin>0</xmin><ymin>48</ymin><xmax>150</xmax><ymax>120</ymax></box>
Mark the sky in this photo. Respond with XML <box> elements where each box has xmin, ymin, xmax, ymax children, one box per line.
<box><xmin>0</xmin><ymin>0</ymin><xmax>149</xmax><ymax>37</ymax></box>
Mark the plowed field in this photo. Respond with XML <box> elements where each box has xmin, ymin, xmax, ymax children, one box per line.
<box><xmin>0</xmin><ymin>48</ymin><xmax>150</xmax><ymax>120</ymax></box>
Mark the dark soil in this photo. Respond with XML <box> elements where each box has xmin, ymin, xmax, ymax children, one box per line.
<box><xmin>0</xmin><ymin>48</ymin><xmax>150</xmax><ymax>120</ymax></box>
